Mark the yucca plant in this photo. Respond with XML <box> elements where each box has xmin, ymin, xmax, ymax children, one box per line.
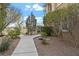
<box><xmin>0</xmin><ymin>36</ymin><xmax>10</xmax><ymax>52</ymax></box>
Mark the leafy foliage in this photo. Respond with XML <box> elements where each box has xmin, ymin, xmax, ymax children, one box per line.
<box><xmin>43</xmin><ymin>4</ymin><xmax>79</xmax><ymax>36</ymax></box>
<box><xmin>43</xmin><ymin>8</ymin><xmax>69</xmax><ymax>26</ymax></box>
<box><xmin>0</xmin><ymin>41</ymin><xmax>10</xmax><ymax>52</ymax></box>
<box><xmin>42</xmin><ymin>39</ymin><xmax>49</xmax><ymax>45</ymax></box>
<box><xmin>0</xmin><ymin>4</ymin><xmax>21</xmax><ymax>34</ymax></box>
<box><xmin>0</xmin><ymin>3</ymin><xmax>10</xmax><ymax>33</ymax></box>
<box><xmin>0</xmin><ymin>36</ymin><xmax>10</xmax><ymax>52</ymax></box>
<box><xmin>14</xmin><ymin>27</ymin><xmax>20</xmax><ymax>35</ymax></box>
<box><xmin>41</xmin><ymin>27</ymin><xmax>53</xmax><ymax>36</ymax></box>
<box><xmin>8</xmin><ymin>27</ymin><xmax>20</xmax><ymax>39</ymax></box>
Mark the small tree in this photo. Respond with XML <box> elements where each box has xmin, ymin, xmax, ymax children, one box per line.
<box><xmin>0</xmin><ymin>3</ymin><xmax>10</xmax><ymax>36</ymax></box>
<box><xmin>0</xmin><ymin>4</ymin><xmax>21</xmax><ymax>36</ymax></box>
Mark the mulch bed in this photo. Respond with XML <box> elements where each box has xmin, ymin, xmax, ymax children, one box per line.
<box><xmin>34</xmin><ymin>37</ymin><xmax>79</xmax><ymax>56</ymax></box>
<box><xmin>0</xmin><ymin>38</ymin><xmax>20</xmax><ymax>56</ymax></box>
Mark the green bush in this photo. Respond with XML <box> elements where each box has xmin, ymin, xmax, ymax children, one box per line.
<box><xmin>42</xmin><ymin>39</ymin><xmax>48</xmax><ymax>45</ymax></box>
<box><xmin>0</xmin><ymin>36</ymin><xmax>10</xmax><ymax>52</ymax></box>
<box><xmin>8</xmin><ymin>30</ymin><xmax>16</xmax><ymax>39</ymax></box>
<box><xmin>8</xmin><ymin>27</ymin><xmax>20</xmax><ymax>39</ymax></box>
<box><xmin>41</xmin><ymin>27</ymin><xmax>53</xmax><ymax>36</ymax></box>
<box><xmin>41</xmin><ymin>32</ymin><xmax>47</xmax><ymax>36</ymax></box>
<box><xmin>14</xmin><ymin>27</ymin><xmax>20</xmax><ymax>35</ymax></box>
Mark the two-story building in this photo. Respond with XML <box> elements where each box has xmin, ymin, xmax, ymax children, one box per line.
<box><xmin>44</xmin><ymin>3</ymin><xmax>79</xmax><ymax>47</ymax></box>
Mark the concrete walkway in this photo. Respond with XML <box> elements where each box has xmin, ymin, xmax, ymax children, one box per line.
<box><xmin>12</xmin><ymin>34</ymin><xmax>40</xmax><ymax>56</ymax></box>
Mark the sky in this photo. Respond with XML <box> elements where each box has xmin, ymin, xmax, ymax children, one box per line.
<box><xmin>9</xmin><ymin>3</ymin><xmax>45</xmax><ymax>26</ymax></box>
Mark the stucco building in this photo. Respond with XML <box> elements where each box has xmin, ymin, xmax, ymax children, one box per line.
<box><xmin>44</xmin><ymin>3</ymin><xmax>63</xmax><ymax>14</ymax></box>
<box><xmin>44</xmin><ymin>3</ymin><xmax>79</xmax><ymax>47</ymax></box>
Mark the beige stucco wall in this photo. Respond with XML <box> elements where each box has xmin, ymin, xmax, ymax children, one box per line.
<box><xmin>45</xmin><ymin>3</ymin><xmax>63</xmax><ymax>14</ymax></box>
<box><xmin>51</xmin><ymin>4</ymin><xmax>56</xmax><ymax>11</ymax></box>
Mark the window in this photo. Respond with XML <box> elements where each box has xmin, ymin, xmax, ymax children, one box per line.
<box><xmin>61</xmin><ymin>21</ymin><xmax>69</xmax><ymax>32</ymax></box>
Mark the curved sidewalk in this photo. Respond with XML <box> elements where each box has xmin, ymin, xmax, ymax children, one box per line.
<box><xmin>12</xmin><ymin>35</ymin><xmax>40</xmax><ymax>56</ymax></box>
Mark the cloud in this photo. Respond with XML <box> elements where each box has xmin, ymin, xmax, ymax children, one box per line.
<box><xmin>35</xmin><ymin>16</ymin><xmax>43</xmax><ymax>20</ymax></box>
<box><xmin>20</xmin><ymin>16</ymin><xmax>28</xmax><ymax>26</ymax></box>
<box><xmin>25</xmin><ymin>5</ymin><xmax>31</xmax><ymax>10</ymax></box>
<box><xmin>33</xmin><ymin>4</ymin><xmax>44</xmax><ymax>11</ymax></box>
<box><xmin>25</xmin><ymin>4</ymin><xmax>44</xmax><ymax>11</ymax></box>
<box><xmin>8</xmin><ymin>23</ymin><xmax>16</xmax><ymax>27</ymax></box>
<box><xmin>23</xmin><ymin>16</ymin><xmax>28</xmax><ymax>21</ymax></box>
<box><xmin>25</xmin><ymin>5</ymin><xmax>31</xmax><ymax>9</ymax></box>
<box><xmin>35</xmin><ymin>17</ymin><xmax>43</xmax><ymax>26</ymax></box>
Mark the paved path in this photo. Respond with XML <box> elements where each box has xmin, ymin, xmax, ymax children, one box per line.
<box><xmin>12</xmin><ymin>35</ymin><xmax>40</xmax><ymax>56</ymax></box>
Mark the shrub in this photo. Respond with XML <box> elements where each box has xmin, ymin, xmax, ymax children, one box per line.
<box><xmin>0</xmin><ymin>36</ymin><xmax>10</xmax><ymax>52</ymax></box>
<box><xmin>8</xmin><ymin>30</ymin><xmax>16</xmax><ymax>39</ymax></box>
<box><xmin>41</xmin><ymin>32</ymin><xmax>47</xmax><ymax>36</ymax></box>
<box><xmin>8</xmin><ymin>27</ymin><xmax>20</xmax><ymax>39</ymax></box>
<box><xmin>14</xmin><ymin>27</ymin><xmax>20</xmax><ymax>36</ymax></box>
<box><xmin>41</xmin><ymin>26</ymin><xmax>53</xmax><ymax>36</ymax></box>
<box><xmin>42</xmin><ymin>39</ymin><xmax>49</xmax><ymax>45</ymax></box>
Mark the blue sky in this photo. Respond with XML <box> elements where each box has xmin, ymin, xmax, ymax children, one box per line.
<box><xmin>9</xmin><ymin>3</ymin><xmax>45</xmax><ymax>26</ymax></box>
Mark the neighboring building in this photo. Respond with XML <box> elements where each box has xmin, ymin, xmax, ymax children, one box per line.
<box><xmin>0</xmin><ymin>4</ymin><xmax>2</xmax><ymax>8</ymax></box>
<box><xmin>26</xmin><ymin>12</ymin><xmax>37</xmax><ymax>34</ymax></box>
<box><xmin>44</xmin><ymin>3</ymin><xmax>63</xmax><ymax>14</ymax></box>
<box><xmin>45</xmin><ymin>3</ymin><xmax>74</xmax><ymax>12</ymax></box>
<box><xmin>44</xmin><ymin>3</ymin><xmax>79</xmax><ymax>46</ymax></box>
<box><xmin>44</xmin><ymin>3</ymin><xmax>52</xmax><ymax>14</ymax></box>
<box><xmin>44</xmin><ymin>3</ymin><xmax>72</xmax><ymax>32</ymax></box>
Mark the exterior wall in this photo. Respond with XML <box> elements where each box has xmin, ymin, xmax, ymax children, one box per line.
<box><xmin>51</xmin><ymin>3</ymin><xmax>57</xmax><ymax>11</ymax></box>
<box><xmin>44</xmin><ymin>3</ymin><xmax>52</xmax><ymax>14</ymax></box>
<box><xmin>44</xmin><ymin>3</ymin><xmax>63</xmax><ymax>14</ymax></box>
<box><xmin>61</xmin><ymin>18</ymin><xmax>79</xmax><ymax>47</ymax></box>
<box><xmin>56</xmin><ymin>3</ymin><xmax>70</xmax><ymax>9</ymax></box>
<box><xmin>55</xmin><ymin>3</ymin><xmax>79</xmax><ymax>46</ymax></box>
<box><xmin>0</xmin><ymin>4</ymin><xmax>2</xmax><ymax>8</ymax></box>
<box><xmin>44</xmin><ymin>3</ymin><xmax>73</xmax><ymax>13</ymax></box>
<box><xmin>44</xmin><ymin>3</ymin><xmax>79</xmax><ymax>46</ymax></box>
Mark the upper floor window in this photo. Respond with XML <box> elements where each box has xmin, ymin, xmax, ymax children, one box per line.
<box><xmin>61</xmin><ymin>21</ymin><xmax>69</xmax><ymax>32</ymax></box>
